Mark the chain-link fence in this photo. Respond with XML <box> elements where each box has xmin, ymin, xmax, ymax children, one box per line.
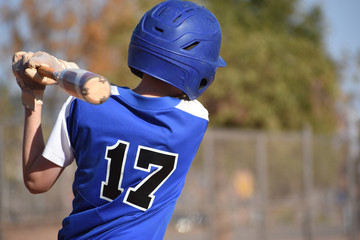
<box><xmin>1</xmin><ymin>126</ymin><xmax>359</xmax><ymax>240</ymax></box>
<box><xmin>168</xmin><ymin>128</ymin><xmax>359</xmax><ymax>240</ymax></box>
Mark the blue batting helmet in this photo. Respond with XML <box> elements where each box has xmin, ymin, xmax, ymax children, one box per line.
<box><xmin>128</xmin><ymin>0</ymin><xmax>226</xmax><ymax>100</ymax></box>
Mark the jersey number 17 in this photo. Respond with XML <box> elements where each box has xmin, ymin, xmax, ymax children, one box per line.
<box><xmin>100</xmin><ymin>140</ymin><xmax>178</xmax><ymax>211</ymax></box>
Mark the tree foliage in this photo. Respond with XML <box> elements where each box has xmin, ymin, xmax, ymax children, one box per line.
<box><xmin>200</xmin><ymin>0</ymin><xmax>340</xmax><ymax>133</ymax></box>
<box><xmin>1</xmin><ymin>0</ymin><xmax>340</xmax><ymax>133</ymax></box>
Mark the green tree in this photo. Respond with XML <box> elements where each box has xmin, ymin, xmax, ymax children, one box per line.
<box><xmin>201</xmin><ymin>0</ymin><xmax>339</xmax><ymax>133</ymax></box>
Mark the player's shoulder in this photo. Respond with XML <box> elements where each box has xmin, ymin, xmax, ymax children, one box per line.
<box><xmin>110</xmin><ymin>85</ymin><xmax>208</xmax><ymax>120</ymax></box>
<box><xmin>175</xmin><ymin>100</ymin><xmax>209</xmax><ymax>121</ymax></box>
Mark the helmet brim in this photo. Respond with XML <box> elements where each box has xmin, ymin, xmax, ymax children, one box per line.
<box><xmin>218</xmin><ymin>56</ymin><xmax>226</xmax><ymax>68</ymax></box>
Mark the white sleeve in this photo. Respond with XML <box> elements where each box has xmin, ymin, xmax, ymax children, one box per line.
<box><xmin>42</xmin><ymin>97</ymin><xmax>75</xmax><ymax>167</ymax></box>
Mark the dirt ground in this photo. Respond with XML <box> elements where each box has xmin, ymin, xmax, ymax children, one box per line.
<box><xmin>2</xmin><ymin>224</ymin><xmax>201</xmax><ymax>240</ymax></box>
<box><xmin>2</xmin><ymin>224</ymin><xmax>60</xmax><ymax>240</ymax></box>
<box><xmin>1</xmin><ymin>224</ymin><xmax>353</xmax><ymax>240</ymax></box>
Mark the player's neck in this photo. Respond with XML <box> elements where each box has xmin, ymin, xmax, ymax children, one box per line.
<box><xmin>133</xmin><ymin>74</ymin><xmax>186</xmax><ymax>99</ymax></box>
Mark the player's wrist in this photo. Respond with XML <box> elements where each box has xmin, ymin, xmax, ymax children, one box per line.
<box><xmin>21</xmin><ymin>89</ymin><xmax>44</xmax><ymax>112</ymax></box>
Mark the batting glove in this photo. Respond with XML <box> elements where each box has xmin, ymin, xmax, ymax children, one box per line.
<box><xmin>25</xmin><ymin>51</ymin><xmax>79</xmax><ymax>85</ymax></box>
<box><xmin>12</xmin><ymin>51</ymin><xmax>46</xmax><ymax>111</ymax></box>
<box><xmin>12</xmin><ymin>51</ymin><xmax>79</xmax><ymax>111</ymax></box>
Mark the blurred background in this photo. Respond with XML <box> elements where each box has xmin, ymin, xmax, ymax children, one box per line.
<box><xmin>0</xmin><ymin>0</ymin><xmax>359</xmax><ymax>239</ymax></box>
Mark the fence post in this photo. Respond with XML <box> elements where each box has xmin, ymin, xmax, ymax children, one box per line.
<box><xmin>302</xmin><ymin>126</ymin><xmax>313</xmax><ymax>240</ymax></box>
<box><xmin>256</xmin><ymin>133</ymin><xmax>268</xmax><ymax>240</ymax></box>
<box><xmin>203</xmin><ymin>130</ymin><xmax>216</xmax><ymax>240</ymax></box>
<box><xmin>0</xmin><ymin>126</ymin><xmax>3</xmax><ymax>240</ymax></box>
<box><xmin>345</xmin><ymin>109</ymin><xmax>359</xmax><ymax>240</ymax></box>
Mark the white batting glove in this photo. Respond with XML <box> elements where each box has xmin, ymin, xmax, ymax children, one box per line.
<box><xmin>12</xmin><ymin>51</ymin><xmax>46</xmax><ymax>111</ymax></box>
<box><xmin>25</xmin><ymin>51</ymin><xmax>79</xmax><ymax>85</ymax></box>
<box><xmin>12</xmin><ymin>51</ymin><xmax>80</xmax><ymax>111</ymax></box>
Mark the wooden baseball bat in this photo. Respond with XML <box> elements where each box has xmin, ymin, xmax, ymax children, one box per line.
<box><xmin>37</xmin><ymin>66</ymin><xmax>111</xmax><ymax>104</ymax></box>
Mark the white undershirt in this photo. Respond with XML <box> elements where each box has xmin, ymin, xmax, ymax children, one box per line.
<box><xmin>42</xmin><ymin>97</ymin><xmax>75</xmax><ymax>167</ymax></box>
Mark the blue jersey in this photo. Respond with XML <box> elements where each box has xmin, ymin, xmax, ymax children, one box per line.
<box><xmin>43</xmin><ymin>86</ymin><xmax>208</xmax><ymax>239</ymax></box>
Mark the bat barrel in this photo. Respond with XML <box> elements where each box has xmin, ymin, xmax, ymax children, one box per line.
<box><xmin>54</xmin><ymin>69</ymin><xmax>111</xmax><ymax>104</ymax></box>
<box><xmin>36</xmin><ymin>67</ymin><xmax>111</xmax><ymax>104</ymax></box>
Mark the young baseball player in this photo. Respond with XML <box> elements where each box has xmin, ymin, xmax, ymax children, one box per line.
<box><xmin>12</xmin><ymin>0</ymin><xmax>226</xmax><ymax>239</ymax></box>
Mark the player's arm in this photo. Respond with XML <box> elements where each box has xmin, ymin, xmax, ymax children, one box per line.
<box><xmin>22</xmin><ymin>103</ymin><xmax>65</xmax><ymax>193</ymax></box>
<box><xmin>12</xmin><ymin>51</ymin><xmax>77</xmax><ymax>193</ymax></box>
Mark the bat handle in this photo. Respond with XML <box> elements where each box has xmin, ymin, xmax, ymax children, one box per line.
<box><xmin>37</xmin><ymin>66</ymin><xmax>57</xmax><ymax>80</ymax></box>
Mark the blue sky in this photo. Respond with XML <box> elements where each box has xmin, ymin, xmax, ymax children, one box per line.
<box><xmin>300</xmin><ymin>0</ymin><xmax>360</xmax><ymax>58</ymax></box>
<box><xmin>300</xmin><ymin>0</ymin><xmax>360</xmax><ymax>113</ymax></box>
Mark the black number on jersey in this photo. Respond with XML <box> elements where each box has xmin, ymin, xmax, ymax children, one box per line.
<box><xmin>100</xmin><ymin>140</ymin><xmax>178</xmax><ymax>211</ymax></box>
<box><xmin>100</xmin><ymin>140</ymin><xmax>129</xmax><ymax>202</ymax></box>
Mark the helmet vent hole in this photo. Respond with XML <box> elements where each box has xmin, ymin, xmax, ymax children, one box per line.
<box><xmin>158</xmin><ymin>7</ymin><xmax>167</xmax><ymax>16</ymax></box>
<box><xmin>183</xmin><ymin>41</ymin><xmax>199</xmax><ymax>51</ymax></box>
<box><xmin>154</xmin><ymin>26</ymin><xmax>164</xmax><ymax>33</ymax></box>
<box><xmin>199</xmin><ymin>78</ymin><xmax>208</xmax><ymax>90</ymax></box>
<box><xmin>173</xmin><ymin>14</ymin><xmax>183</xmax><ymax>23</ymax></box>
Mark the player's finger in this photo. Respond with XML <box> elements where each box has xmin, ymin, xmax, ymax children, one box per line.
<box><xmin>40</xmin><ymin>77</ymin><xmax>58</xmax><ymax>85</ymax></box>
<box><xmin>22</xmin><ymin>52</ymin><xmax>35</xmax><ymax>63</ymax></box>
<box><xmin>12</xmin><ymin>51</ymin><xmax>34</xmax><ymax>79</ymax></box>
<box><xmin>27</xmin><ymin>52</ymin><xmax>54</xmax><ymax>70</ymax></box>
<box><xmin>12</xmin><ymin>52</ymin><xmax>26</xmax><ymax>78</ymax></box>
<box><xmin>12</xmin><ymin>51</ymin><xmax>26</xmax><ymax>64</ymax></box>
<box><xmin>24</xmin><ymin>68</ymin><xmax>57</xmax><ymax>85</ymax></box>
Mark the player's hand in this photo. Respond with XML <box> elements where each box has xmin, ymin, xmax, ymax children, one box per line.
<box><xmin>12</xmin><ymin>51</ymin><xmax>46</xmax><ymax>111</ymax></box>
<box><xmin>12</xmin><ymin>51</ymin><xmax>80</xmax><ymax>111</ymax></box>
<box><xmin>12</xmin><ymin>51</ymin><xmax>45</xmax><ymax>90</ymax></box>
<box><xmin>25</xmin><ymin>51</ymin><xmax>79</xmax><ymax>85</ymax></box>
